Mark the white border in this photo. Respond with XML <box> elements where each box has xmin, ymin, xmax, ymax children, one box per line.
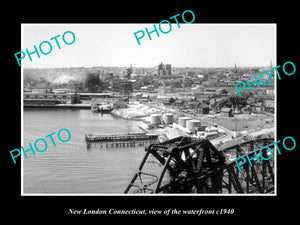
<box><xmin>21</xmin><ymin>23</ymin><xmax>277</xmax><ymax>196</ymax></box>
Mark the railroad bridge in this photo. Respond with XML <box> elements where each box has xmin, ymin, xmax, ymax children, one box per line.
<box><xmin>124</xmin><ymin>136</ymin><xmax>274</xmax><ymax>194</ymax></box>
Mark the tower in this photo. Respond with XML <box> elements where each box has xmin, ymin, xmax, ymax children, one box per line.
<box><xmin>122</xmin><ymin>64</ymin><xmax>133</xmax><ymax>102</ymax></box>
<box><xmin>165</xmin><ymin>64</ymin><xmax>172</xmax><ymax>75</ymax></box>
<box><xmin>158</xmin><ymin>62</ymin><xmax>164</xmax><ymax>76</ymax></box>
<box><xmin>270</xmin><ymin>60</ymin><xmax>274</xmax><ymax>76</ymax></box>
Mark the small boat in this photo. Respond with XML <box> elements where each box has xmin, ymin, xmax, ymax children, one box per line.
<box><xmin>91</xmin><ymin>103</ymin><xmax>100</xmax><ymax>112</ymax></box>
<box><xmin>91</xmin><ymin>102</ymin><xmax>114</xmax><ymax>113</ymax></box>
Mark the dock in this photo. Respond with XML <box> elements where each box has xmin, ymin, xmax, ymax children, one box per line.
<box><xmin>24</xmin><ymin>103</ymin><xmax>91</xmax><ymax>109</ymax></box>
<box><xmin>85</xmin><ymin>133</ymin><xmax>158</xmax><ymax>142</ymax></box>
<box><xmin>85</xmin><ymin>133</ymin><xmax>158</xmax><ymax>149</ymax></box>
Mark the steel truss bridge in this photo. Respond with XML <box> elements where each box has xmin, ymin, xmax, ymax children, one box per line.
<box><xmin>124</xmin><ymin>136</ymin><xmax>274</xmax><ymax>194</ymax></box>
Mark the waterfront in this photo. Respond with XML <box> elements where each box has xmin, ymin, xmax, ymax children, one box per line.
<box><xmin>23</xmin><ymin>108</ymin><xmax>149</xmax><ymax>194</ymax></box>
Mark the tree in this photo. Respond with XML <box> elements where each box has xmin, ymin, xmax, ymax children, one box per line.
<box><xmin>228</xmin><ymin>95</ymin><xmax>249</xmax><ymax>112</ymax></box>
<box><xmin>217</xmin><ymin>95</ymin><xmax>249</xmax><ymax>112</ymax></box>
<box><xmin>227</xmin><ymin>95</ymin><xmax>239</xmax><ymax>112</ymax></box>
<box><xmin>183</xmin><ymin>78</ymin><xmax>193</xmax><ymax>88</ymax></box>
<box><xmin>217</xmin><ymin>98</ymin><xmax>230</xmax><ymax>110</ymax></box>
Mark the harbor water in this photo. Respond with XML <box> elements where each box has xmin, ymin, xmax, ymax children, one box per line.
<box><xmin>23</xmin><ymin>108</ymin><xmax>150</xmax><ymax>194</ymax></box>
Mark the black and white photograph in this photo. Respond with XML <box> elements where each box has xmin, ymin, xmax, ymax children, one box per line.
<box><xmin>4</xmin><ymin>4</ymin><xmax>298</xmax><ymax>221</ymax></box>
<box><xmin>21</xmin><ymin>24</ymin><xmax>276</xmax><ymax>195</ymax></box>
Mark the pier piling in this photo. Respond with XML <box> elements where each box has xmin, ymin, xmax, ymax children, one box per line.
<box><xmin>84</xmin><ymin>133</ymin><xmax>158</xmax><ymax>149</ymax></box>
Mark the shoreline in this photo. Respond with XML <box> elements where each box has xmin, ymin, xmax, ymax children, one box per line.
<box><xmin>24</xmin><ymin>103</ymin><xmax>91</xmax><ymax>109</ymax></box>
<box><xmin>24</xmin><ymin>102</ymin><xmax>275</xmax><ymax>142</ymax></box>
<box><xmin>110</xmin><ymin>103</ymin><xmax>161</xmax><ymax>120</ymax></box>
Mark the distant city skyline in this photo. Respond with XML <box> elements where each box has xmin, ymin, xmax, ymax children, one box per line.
<box><xmin>22</xmin><ymin>24</ymin><xmax>276</xmax><ymax>68</ymax></box>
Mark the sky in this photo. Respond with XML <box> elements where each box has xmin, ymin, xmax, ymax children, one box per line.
<box><xmin>21</xmin><ymin>23</ymin><xmax>276</xmax><ymax>68</ymax></box>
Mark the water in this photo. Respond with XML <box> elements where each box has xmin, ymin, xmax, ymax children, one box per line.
<box><xmin>23</xmin><ymin>108</ymin><xmax>148</xmax><ymax>194</ymax></box>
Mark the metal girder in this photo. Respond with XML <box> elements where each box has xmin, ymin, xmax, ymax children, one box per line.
<box><xmin>124</xmin><ymin>136</ymin><xmax>275</xmax><ymax>194</ymax></box>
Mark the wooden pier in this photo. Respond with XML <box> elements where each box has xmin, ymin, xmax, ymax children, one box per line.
<box><xmin>85</xmin><ymin>132</ymin><xmax>158</xmax><ymax>148</ymax></box>
<box><xmin>85</xmin><ymin>133</ymin><xmax>158</xmax><ymax>142</ymax></box>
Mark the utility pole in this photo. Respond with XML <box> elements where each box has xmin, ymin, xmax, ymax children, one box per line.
<box><xmin>235</xmin><ymin>118</ymin><xmax>238</xmax><ymax>137</ymax></box>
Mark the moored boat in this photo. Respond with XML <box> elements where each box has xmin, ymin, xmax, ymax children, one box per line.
<box><xmin>91</xmin><ymin>102</ymin><xmax>114</xmax><ymax>113</ymax></box>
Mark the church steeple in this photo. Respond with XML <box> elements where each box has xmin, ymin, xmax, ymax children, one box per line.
<box><xmin>270</xmin><ymin>60</ymin><xmax>273</xmax><ymax>75</ymax></box>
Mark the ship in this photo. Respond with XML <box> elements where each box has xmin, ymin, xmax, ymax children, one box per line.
<box><xmin>91</xmin><ymin>102</ymin><xmax>114</xmax><ymax>113</ymax></box>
